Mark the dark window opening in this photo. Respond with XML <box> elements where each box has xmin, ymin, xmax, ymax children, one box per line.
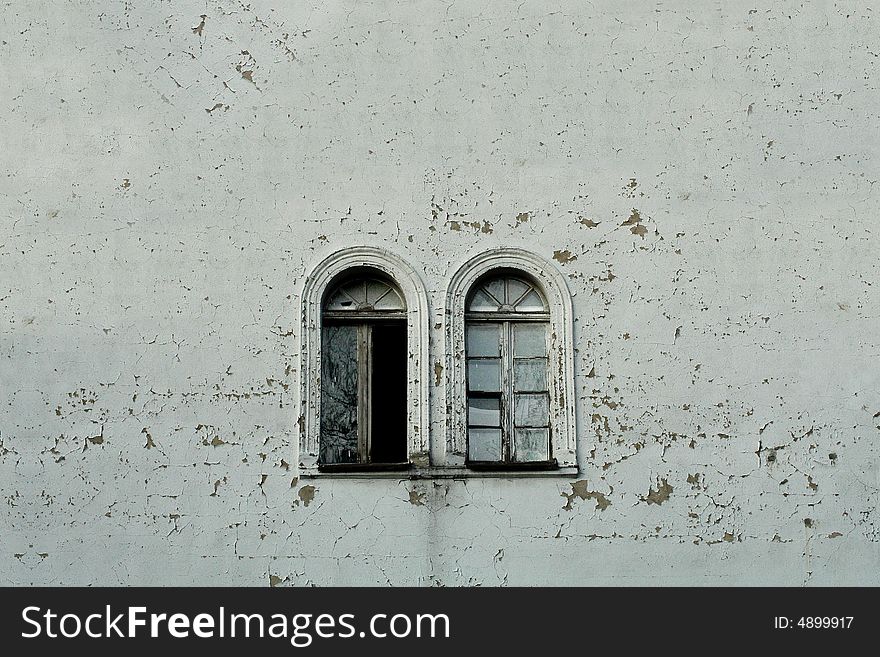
<box><xmin>368</xmin><ymin>323</ymin><xmax>407</xmax><ymax>463</ymax></box>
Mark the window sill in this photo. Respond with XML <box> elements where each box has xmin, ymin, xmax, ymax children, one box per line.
<box><xmin>301</xmin><ymin>465</ymin><xmax>579</xmax><ymax>480</ymax></box>
<box><xmin>317</xmin><ymin>462</ymin><xmax>411</xmax><ymax>473</ymax></box>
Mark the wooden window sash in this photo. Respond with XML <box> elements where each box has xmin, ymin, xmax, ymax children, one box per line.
<box><xmin>356</xmin><ymin>323</ymin><xmax>371</xmax><ymax>463</ymax></box>
<box><xmin>465</xmin><ymin>315</ymin><xmax>552</xmax><ymax>465</ymax></box>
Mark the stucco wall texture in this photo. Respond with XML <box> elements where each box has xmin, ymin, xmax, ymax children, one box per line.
<box><xmin>2</xmin><ymin>0</ymin><xmax>879</xmax><ymax>586</ymax></box>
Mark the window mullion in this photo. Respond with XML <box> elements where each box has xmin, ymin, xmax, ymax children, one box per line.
<box><xmin>357</xmin><ymin>323</ymin><xmax>371</xmax><ymax>463</ymax></box>
<box><xmin>501</xmin><ymin>321</ymin><xmax>513</xmax><ymax>463</ymax></box>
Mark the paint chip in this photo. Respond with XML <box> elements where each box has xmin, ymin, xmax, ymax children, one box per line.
<box><xmin>192</xmin><ymin>15</ymin><xmax>207</xmax><ymax>36</ymax></box>
<box><xmin>644</xmin><ymin>478</ymin><xmax>673</xmax><ymax>505</ymax></box>
<box><xmin>621</xmin><ymin>209</ymin><xmax>641</xmax><ymax>225</ymax></box>
<box><xmin>561</xmin><ymin>480</ymin><xmax>611</xmax><ymax>511</ymax></box>
<box><xmin>298</xmin><ymin>485</ymin><xmax>316</xmax><ymax>507</ymax></box>
<box><xmin>553</xmin><ymin>249</ymin><xmax>577</xmax><ymax>264</ymax></box>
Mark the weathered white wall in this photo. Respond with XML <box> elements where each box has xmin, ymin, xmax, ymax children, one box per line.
<box><xmin>2</xmin><ymin>0</ymin><xmax>879</xmax><ymax>585</ymax></box>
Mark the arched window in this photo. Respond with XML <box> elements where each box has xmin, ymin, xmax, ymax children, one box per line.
<box><xmin>320</xmin><ymin>272</ymin><xmax>408</xmax><ymax>467</ymax></box>
<box><xmin>465</xmin><ymin>274</ymin><xmax>552</xmax><ymax>465</ymax></box>
<box><xmin>298</xmin><ymin>247</ymin><xmax>430</xmax><ymax>476</ymax></box>
<box><xmin>444</xmin><ymin>249</ymin><xmax>577</xmax><ymax>473</ymax></box>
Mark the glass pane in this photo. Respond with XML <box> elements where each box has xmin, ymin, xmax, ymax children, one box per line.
<box><xmin>468</xmin><ymin>397</ymin><xmax>501</xmax><ymax>426</ymax></box>
<box><xmin>372</xmin><ymin>291</ymin><xmax>404</xmax><ymax>310</ymax></box>
<box><xmin>516</xmin><ymin>289</ymin><xmax>547</xmax><ymax>312</ymax></box>
<box><xmin>468</xmin><ymin>428</ymin><xmax>502</xmax><ymax>462</ymax></box>
<box><xmin>369</xmin><ymin>281</ymin><xmax>406</xmax><ymax>311</ymax></box>
<box><xmin>506</xmin><ymin>278</ymin><xmax>529</xmax><ymax>305</ymax></box>
<box><xmin>513</xmin><ymin>428</ymin><xmax>550</xmax><ymax>462</ymax></box>
<box><xmin>484</xmin><ymin>279</ymin><xmax>505</xmax><ymax>305</ymax></box>
<box><xmin>366</xmin><ymin>280</ymin><xmax>387</xmax><ymax>304</ymax></box>
<box><xmin>324</xmin><ymin>283</ymin><xmax>360</xmax><ymax>311</ymax></box>
<box><xmin>467</xmin><ymin>359</ymin><xmax>501</xmax><ymax>392</ymax></box>
<box><xmin>345</xmin><ymin>281</ymin><xmax>368</xmax><ymax>305</ymax></box>
<box><xmin>514</xmin><ymin>358</ymin><xmax>548</xmax><ymax>391</ymax></box>
<box><xmin>466</xmin><ymin>323</ymin><xmax>501</xmax><ymax>357</ymax></box>
<box><xmin>320</xmin><ymin>325</ymin><xmax>359</xmax><ymax>463</ymax></box>
<box><xmin>468</xmin><ymin>289</ymin><xmax>500</xmax><ymax>312</ymax></box>
<box><xmin>514</xmin><ymin>393</ymin><xmax>550</xmax><ymax>427</ymax></box>
<box><xmin>513</xmin><ymin>323</ymin><xmax>547</xmax><ymax>357</ymax></box>
<box><xmin>324</xmin><ymin>278</ymin><xmax>405</xmax><ymax>312</ymax></box>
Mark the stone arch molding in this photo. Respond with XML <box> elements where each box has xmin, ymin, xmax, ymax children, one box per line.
<box><xmin>298</xmin><ymin>246</ymin><xmax>430</xmax><ymax>473</ymax></box>
<box><xmin>443</xmin><ymin>248</ymin><xmax>577</xmax><ymax>469</ymax></box>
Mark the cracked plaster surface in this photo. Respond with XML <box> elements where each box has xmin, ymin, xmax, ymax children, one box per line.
<box><xmin>1</xmin><ymin>0</ymin><xmax>879</xmax><ymax>585</ymax></box>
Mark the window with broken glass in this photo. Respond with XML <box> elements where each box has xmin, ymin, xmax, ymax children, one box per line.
<box><xmin>465</xmin><ymin>274</ymin><xmax>553</xmax><ymax>468</ymax></box>
<box><xmin>320</xmin><ymin>275</ymin><xmax>408</xmax><ymax>469</ymax></box>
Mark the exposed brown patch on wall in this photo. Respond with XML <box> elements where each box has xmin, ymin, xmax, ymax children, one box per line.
<box><xmin>408</xmin><ymin>490</ymin><xmax>426</xmax><ymax>506</ymax></box>
<box><xmin>210</xmin><ymin>477</ymin><xmax>227</xmax><ymax>497</ymax></box>
<box><xmin>621</xmin><ymin>209</ymin><xmax>640</xmax><ymax>225</ymax></box>
<box><xmin>644</xmin><ymin>478</ymin><xmax>673</xmax><ymax>505</ymax></box>
<box><xmin>622</xmin><ymin>177</ymin><xmax>640</xmax><ymax>198</ymax></box>
<box><xmin>197</xmin><ymin>424</ymin><xmax>226</xmax><ymax>446</ymax></box>
<box><xmin>621</xmin><ymin>209</ymin><xmax>648</xmax><ymax>237</ymax></box>
<box><xmin>191</xmin><ymin>15</ymin><xmax>206</xmax><ymax>36</ymax></box>
<box><xmin>298</xmin><ymin>485</ymin><xmax>316</xmax><ymax>507</ymax></box>
<box><xmin>553</xmin><ymin>249</ymin><xmax>577</xmax><ymax>264</ymax></box>
<box><xmin>236</xmin><ymin>50</ymin><xmax>257</xmax><ymax>85</ymax></box>
<box><xmin>561</xmin><ymin>480</ymin><xmax>611</xmax><ymax>511</ymax></box>
<box><xmin>434</xmin><ymin>361</ymin><xmax>443</xmax><ymax>387</ymax></box>
<box><xmin>448</xmin><ymin>219</ymin><xmax>493</xmax><ymax>234</ymax></box>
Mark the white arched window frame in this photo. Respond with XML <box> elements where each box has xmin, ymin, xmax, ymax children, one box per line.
<box><xmin>445</xmin><ymin>249</ymin><xmax>577</xmax><ymax>472</ymax></box>
<box><xmin>298</xmin><ymin>247</ymin><xmax>430</xmax><ymax>474</ymax></box>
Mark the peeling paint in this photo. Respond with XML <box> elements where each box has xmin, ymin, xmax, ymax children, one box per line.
<box><xmin>2</xmin><ymin>1</ymin><xmax>877</xmax><ymax>587</ymax></box>
<box><xmin>561</xmin><ymin>480</ymin><xmax>611</xmax><ymax>511</ymax></box>
<box><xmin>297</xmin><ymin>485</ymin><xmax>316</xmax><ymax>507</ymax></box>
<box><xmin>191</xmin><ymin>15</ymin><xmax>206</xmax><ymax>37</ymax></box>
<box><xmin>552</xmin><ymin>249</ymin><xmax>577</xmax><ymax>264</ymax></box>
<box><xmin>644</xmin><ymin>479</ymin><xmax>673</xmax><ymax>506</ymax></box>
